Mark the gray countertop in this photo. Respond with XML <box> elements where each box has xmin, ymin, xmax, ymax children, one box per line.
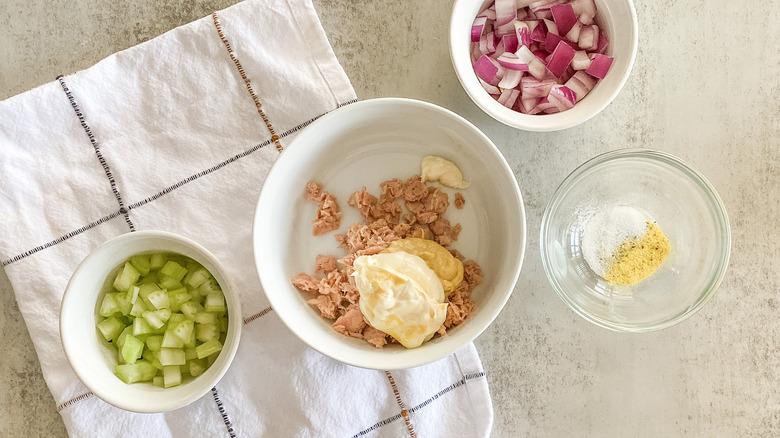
<box><xmin>1</xmin><ymin>0</ymin><xmax>778</xmax><ymax>436</ymax></box>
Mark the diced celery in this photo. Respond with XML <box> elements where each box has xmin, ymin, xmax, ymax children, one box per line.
<box><xmin>146</xmin><ymin>335</ymin><xmax>163</xmax><ymax>352</ymax></box>
<box><xmin>132</xmin><ymin>317</ymin><xmax>154</xmax><ymax>336</ymax></box>
<box><xmin>137</xmin><ymin>283</ymin><xmax>161</xmax><ymax>308</ymax></box>
<box><xmin>173</xmin><ymin>319</ymin><xmax>194</xmax><ymax>343</ymax></box>
<box><xmin>113</xmin><ymin>262</ymin><xmax>140</xmax><ymax>292</ymax></box>
<box><xmin>168</xmin><ymin>289</ymin><xmax>191</xmax><ymax>312</ymax></box>
<box><xmin>194</xmin><ymin>311</ymin><xmax>218</xmax><ymax>325</ymax></box>
<box><xmin>120</xmin><ymin>334</ymin><xmax>144</xmax><ymax>364</ymax></box>
<box><xmin>129</xmin><ymin>297</ymin><xmax>148</xmax><ymax>318</ymax></box>
<box><xmin>204</xmin><ymin>290</ymin><xmax>226</xmax><ymax>313</ymax></box>
<box><xmin>152</xmin><ymin>376</ymin><xmax>165</xmax><ymax>388</ymax></box>
<box><xmin>160</xmin><ymin>261</ymin><xmax>187</xmax><ymax>282</ymax></box>
<box><xmin>196</xmin><ymin>339</ymin><xmax>223</xmax><ymax>359</ymax></box>
<box><xmin>142</xmin><ymin>311</ymin><xmax>165</xmax><ymax>330</ymax></box>
<box><xmin>184</xmin><ymin>348</ymin><xmax>198</xmax><ymax>361</ymax></box>
<box><xmin>159</xmin><ymin>348</ymin><xmax>186</xmax><ymax>366</ymax></box>
<box><xmin>180</xmin><ymin>301</ymin><xmax>202</xmax><ymax>320</ymax></box>
<box><xmin>218</xmin><ymin>315</ymin><xmax>228</xmax><ymax>333</ymax></box>
<box><xmin>185</xmin><ymin>267</ymin><xmax>211</xmax><ymax>289</ymax></box>
<box><xmin>195</xmin><ymin>323</ymin><xmax>219</xmax><ymax>342</ymax></box>
<box><xmin>163</xmin><ymin>365</ymin><xmax>181</xmax><ymax>388</ymax></box>
<box><xmin>129</xmin><ymin>254</ymin><xmax>151</xmax><ymax>276</ymax></box>
<box><xmin>96</xmin><ymin>317</ymin><xmax>125</xmax><ymax>342</ymax></box>
<box><xmin>197</xmin><ymin>278</ymin><xmax>221</xmax><ymax>297</ymax></box>
<box><xmin>98</xmin><ymin>293</ymin><xmax>120</xmax><ymax>317</ymax></box>
<box><xmin>139</xmin><ymin>271</ymin><xmax>159</xmax><ymax>285</ymax></box>
<box><xmin>127</xmin><ymin>285</ymin><xmax>140</xmax><ymax>304</ymax></box>
<box><xmin>115</xmin><ymin>360</ymin><xmax>156</xmax><ymax>384</ymax></box>
<box><xmin>149</xmin><ymin>253</ymin><xmax>168</xmax><ymax>270</ymax></box>
<box><xmin>147</xmin><ymin>290</ymin><xmax>171</xmax><ymax>310</ymax></box>
<box><xmin>158</xmin><ymin>274</ymin><xmax>182</xmax><ymax>291</ymax></box>
<box><xmin>117</xmin><ymin>326</ymin><xmax>133</xmax><ymax>348</ymax></box>
<box><xmin>161</xmin><ymin>328</ymin><xmax>184</xmax><ymax>349</ymax></box>
<box><xmin>114</xmin><ymin>293</ymin><xmax>132</xmax><ymax>315</ymax></box>
<box><xmin>188</xmin><ymin>359</ymin><xmax>206</xmax><ymax>377</ymax></box>
<box><xmin>168</xmin><ymin>313</ymin><xmax>186</xmax><ymax>325</ymax></box>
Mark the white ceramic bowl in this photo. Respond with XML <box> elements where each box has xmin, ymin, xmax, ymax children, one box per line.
<box><xmin>449</xmin><ymin>0</ymin><xmax>638</xmax><ymax>131</ymax></box>
<box><xmin>60</xmin><ymin>230</ymin><xmax>242</xmax><ymax>413</ymax></box>
<box><xmin>253</xmin><ymin>98</ymin><xmax>526</xmax><ymax>369</ymax></box>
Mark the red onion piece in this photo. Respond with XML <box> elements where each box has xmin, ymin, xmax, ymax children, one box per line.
<box><xmin>479</xmin><ymin>77</ymin><xmax>502</xmax><ymax>95</ymax></box>
<box><xmin>521</xmin><ymin>76</ymin><xmax>555</xmax><ymax>98</ymax></box>
<box><xmin>546</xmin><ymin>40</ymin><xmax>576</xmax><ymax>78</ymax></box>
<box><xmin>495</xmin><ymin>0</ymin><xmax>517</xmax><ymax>26</ymax></box>
<box><xmin>543</xmin><ymin>19</ymin><xmax>559</xmax><ymax>36</ymax></box>
<box><xmin>586</xmin><ymin>53</ymin><xmax>613</xmax><ymax>79</ymax></box>
<box><xmin>486</xmin><ymin>31</ymin><xmax>497</xmax><ymax>53</ymax></box>
<box><xmin>565</xmin><ymin>70</ymin><xmax>596</xmax><ymax>99</ymax></box>
<box><xmin>502</xmin><ymin>33</ymin><xmax>519</xmax><ymax>53</ymax></box>
<box><xmin>597</xmin><ymin>33</ymin><xmax>609</xmax><ymax>54</ymax></box>
<box><xmin>517</xmin><ymin>45</ymin><xmax>548</xmax><ymax>80</ymax></box>
<box><xmin>577</xmin><ymin>24</ymin><xmax>599</xmax><ymax>51</ymax></box>
<box><xmin>530</xmin><ymin>21</ymin><xmax>547</xmax><ymax>42</ymax></box>
<box><xmin>569</xmin><ymin>0</ymin><xmax>596</xmax><ymax>24</ymax></box>
<box><xmin>515</xmin><ymin>22</ymin><xmax>532</xmax><ymax>47</ymax></box>
<box><xmin>497</xmin><ymin>52</ymin><xmax>530</xmax><ymax>71</ymax></box>
<box><xmin>548</xmin><ymin>85</ymin><xmax>577</xmax><ymax>111</ymax></box>
<box><xmin>529</xmin><ymin>0</ymin><xmax>563</xmax><ymax>13</ymax></box>
<box><xmin>474</xmin><ymin>55</ymin><xmax>500</xmax><ymax>83</ymax></box>
<box><xmin>519</xmin><ymin>96</ymin><xmax>539</xmax><ymax>113</ymax></box>
<box><xmin>472</xmin><ymin>16</ymin><xmax>488</xmax><ymax>43</ymax></box>
<box><xmin>544</xmin><ymin>31</ymin><xmax>573</xmax><ymax>53</ymax></box>
<box><xmin>565</xmin><ymin>20</ymin><xmax>583</xmax><ymax>42</ymax></box>
<box><xmin>551</xmin><ymin>3</ymin><xmax>578</xmax><ymax>35</ymax></box>
<box><xmin>498</xmin><ymin>68</ymin><xmax>524</xmax><ymax>89</ymax></box>
<box><xmin>571</xmin><ymin>50</ymin><xmax>591</xmax><ymax>70</ymax></box>
<box><xmin>498</xmin><ymin>88</ymin><xmax>521</xmax><ymax>108</ymax></box>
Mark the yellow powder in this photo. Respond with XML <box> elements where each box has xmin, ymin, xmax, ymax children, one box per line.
<box><xmin>604</xmin><ymin>221</ymin><xmax>671</xmax><ymax>285</ymax></box>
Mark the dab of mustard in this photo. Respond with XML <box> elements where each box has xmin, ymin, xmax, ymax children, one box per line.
<box><xmin>604</xmin><ymin>221</ymin><xmax>671</xmax><ymax>285</ymax></box>
<box><xmin>382</xmin><ymin>238</ymin><xmax>464</xmax><ymax>295</ymax></box>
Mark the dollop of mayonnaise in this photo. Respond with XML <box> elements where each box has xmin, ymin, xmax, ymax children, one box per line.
<box><xmin>352</xmin><ymin>252</ymin><xmax>448</xmax><ymax>348</ymax></box>
<box><xmin>420</xmin><ymin>155</ymin><xmax>470</xmax><ymax>189</ymax></box>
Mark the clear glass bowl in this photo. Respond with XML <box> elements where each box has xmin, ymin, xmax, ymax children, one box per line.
<box><xmin>540</xmin><ymin>149</ymin><xmax>731</xmax><ymax>332</ymax></box>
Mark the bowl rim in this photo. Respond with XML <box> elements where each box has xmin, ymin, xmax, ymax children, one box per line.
<box><xmin>448</xmin><ymin>0</ymin><xmax>639</xmax><ymax>132</ymax></box>
<box><xmin>59</xmin><ymin>229</ymin><xmax>242</xmax><ymax>413</ymax></box>
<box><xmin>539</xmin><ymin>148</ymin><xmax>732</xmax><ymax>332</ymax></box>
<box><xmin>252</xmin><ymin>97</ymin><xmax>526</xmax><ymax>369</ymax></box>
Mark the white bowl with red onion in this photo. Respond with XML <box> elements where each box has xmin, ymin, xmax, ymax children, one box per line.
<box><xmin>450</xmin><ymin>0</ymin><xmax>638</xmax><ymax>131</ymax></box>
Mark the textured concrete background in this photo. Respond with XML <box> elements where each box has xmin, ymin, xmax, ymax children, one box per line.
<box><xmin>1</xmin><ymin>0</ymin><xmax>779</xmax><ymax>436</ymax></box>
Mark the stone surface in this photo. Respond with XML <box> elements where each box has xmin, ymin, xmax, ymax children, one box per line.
<box><xmin>1</xmin><ymin>0</ymin><xmax>779</xmax><ymax>436</ymax></box>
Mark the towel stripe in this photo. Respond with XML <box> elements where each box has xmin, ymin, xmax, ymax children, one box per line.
<box><xmin>350</xmin><ymin>372</ymin><xmax>486</xmax><ymax>438</ymax></box>
<box><xmin>212</xmin><ymin>11</ymin><xmax>284</xmax><ymax>152</ymax></box>
<box><xmin>242</xmin><ymin>306</ymin><xmax>273</xmax><ymax>325</ymax></box>
<box><xmin>384</xmin><ymin>371</ymin><xmax>417</xmax><ymax>437</ymax></box>
<box><xmin>2</xmin><ymin>100</ymin><xmax>357</xmax><ymax>267</ymax></box>
<box><xmin>56</xmin><ymin>392</ymin><xmax>94</xmax><ymax>412</ymax></box>
<box><xmin>56</xmin><ymin>75</ymin><xmax>135</xmax><ymax>232</ymax></box>
<box><xmin>1</xmin><ymin>211</ymin><xmax>122</xmax><ymax>266</ymax></box>
<box><xmin>211</xmin><ymin>386</ymin><xmax>237</xmax><ymax>437</ymax></box>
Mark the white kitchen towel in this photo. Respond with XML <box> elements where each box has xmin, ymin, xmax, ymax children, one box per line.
<box><xmin>0</xmin><ymin>0</ymin><xmax>494</xmax><ymax>436</ymax></box>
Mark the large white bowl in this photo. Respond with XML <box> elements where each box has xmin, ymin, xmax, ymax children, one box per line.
<box><xmin>253</xmin><ymin>98</ymin><xmax>525</xmax><ymax>369</ymax></box>
<box><xmin>449</xmin><ymin>0</ymin><xmax>638</xmax><ymax>131</ymax></box>
<box><xmin>60</xmin><ymin>230</ymin><xmax>242</xmax><ymax>413</ymax></box>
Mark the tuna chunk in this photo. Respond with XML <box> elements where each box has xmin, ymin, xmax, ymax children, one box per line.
<box><xmin>312</xmin><ymin>191</ymin><xmax>342</xmax><ymax>236</ymax></box>
<box><xmin>315</xmin><ymin>254</ymin><xmax>337</xmax><ymax>273</ymax></box>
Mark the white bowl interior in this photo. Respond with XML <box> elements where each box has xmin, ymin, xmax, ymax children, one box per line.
<box><xmin>540</xmin><ymin>150</ymin><xmax>731</xmax><ymax>331</ymax></box>
<box><xmin>449</xmin><ymin>0</ymin><xmax>639</xmax><ymax>131</ymax></box>
<box><xmin>60</xmin><ymin>231</ymin><xmax>242</xmax><ymax>413</ymax></box>
<box><xmin>254</xmin><ymin>98</ymin><xmax>526</xmax><ymax>369</ymax></box>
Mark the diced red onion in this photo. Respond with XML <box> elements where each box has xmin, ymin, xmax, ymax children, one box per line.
<box><xmin>474</xmin><ymin>55</ymin><xmax>500</xmax><ymax>83</ymax></box>
<box><xmin>565</xmin><ymin>70</ymin><xmax>596</xmax><ymax>99</ymax></box>
<box><xmin>551</xmin><ymin>4</ymin><xmax>578</xmax><ymax>35</ymax></box>
<box><xmin>495</xmin><ymin>0</ymin><xmax>518</xmax><ymax>26</ymax></box>
<box><xmin>547</xmin><ymin>85</ymin><xmax>577</xmax><ymax>112</ymax></box>
<box><xmin>546</xmin><ymin>40</ymin><xmax>576</xmax><ymax>78</ymax></box>
<box><xmin>569</xmin><ymin>0</ymin><xmax>596</xmax><ymax>24</ymax></box>
<box><xmin>472</xmin><ymin>16</ymin><xmax>488</xmax><ymax>42</ymax></box>
<box><xmin>514</xmin><ymin>21</ymin><xmax>532</xmax><ymax>47</ymax></box>
<box><xmin>586</xmin><ymin>53</ymin><xmax>613</xmax><ymax>79</ymax></box>
<box><xmin>479</xmin><ymin>77</ymin><xmax>502</xmax><ymax>95</ymax></box>
<box><xmin>502</xmin><ymin>33</ymin><xmax>519</xmax><ymax>53</ymax></box>
<box><xmin>470</xmin><ymin>0</ymin><xmax>613</xmax><ymax>115</ymax></box>
<box><xmin>498</xmin><ymin>68</ymin><xmax>524</xmax><ymax>89</ymax></box>
<box><xmin>497</xmin><ymin>52</ymin><xmax>530</xmax><ymax>71</ymax></box>
<box><xmin>571</xmin><ymin>50</ymin><xmax>591</xmax><ymax>70</ymax></box>
<box><xmin>565</xmin><ymin>20</ymin><xmax>583</xmax><ymax>42</ymax></box>
<box><xmin>577</xmin><ymin>24</ymin><xmax>599</xmax><ymax>51</ymax></box>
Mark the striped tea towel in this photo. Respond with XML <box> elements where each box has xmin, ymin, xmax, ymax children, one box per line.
<box><xmin>0</xmin><ymin>0</ymin><xmax>494</xmax><ymax>436</ymax></box>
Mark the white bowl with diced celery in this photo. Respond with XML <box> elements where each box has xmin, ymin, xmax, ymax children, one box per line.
<box><xmin>60</xmin><ymin>230</ymin><xmax>241</xmax><ymax>413</ymax></box>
